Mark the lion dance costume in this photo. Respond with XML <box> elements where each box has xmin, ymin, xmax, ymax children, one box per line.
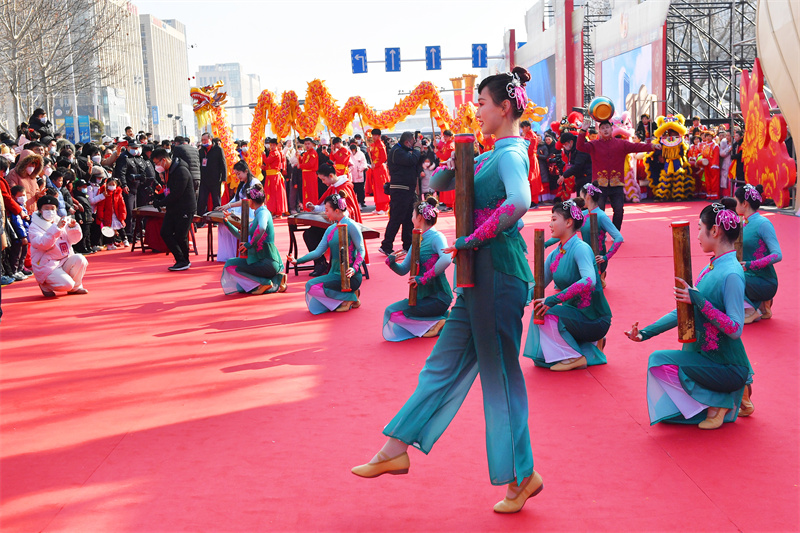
<box><xmin>610</xmin><ymin>112</ymin><xmax>641</xmax><ymax>202</ymax></box>
<box><xmin>645</xmin><ymin>114</ymin><xmax>693</xmax><ymax>201</ymax></box>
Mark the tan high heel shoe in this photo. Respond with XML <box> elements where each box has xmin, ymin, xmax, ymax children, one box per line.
<box><xmin>738</xmin><ymin>384</ymin><xmax>754</xmax><ymax>417</ymax></box>
<box><xmin>277</xmin><ymin>274</ymin><xmax>287</xmax><ymax>293</ymax></box>
<box><xmin>336</xmin><ymin>300</ymin><xmax>354</xmax><ymax>312</ymax></box>
<box><xmin>493</xmin><ymin>471</ymin><xmax>544</xmax><ymax>513</ymax></box>
<box><xmin>351</xmin><ymin>289</ymin><xmax>361</xmax><ymax>309</ymax></box>
<box><xmin>252</xmin><ymin>282</ymin><xmax>274</xmax><ymax>295</ymax></box>
<box><xmin>351</xmin><ymin>451</ymin><xmax>410</xmax><ymax>478</ymax></box>
<box><xmin>550</xmin><ymin>356</ymin><xmax>587</xmax><ymax>372</ymax></box>
<box><xmin>422</xmin><ymin>319</ymin><xmax>446</xmax><ymax>338</ymax></box>
<box><xmin>759</xmin><ymin>299</ymin><xmax>773</xmax><ymax>320</ymax></box>
<box><xmin>699</xmin><ymin>407</ymin><xmax>729</xmax><ymax>429</ymax></box>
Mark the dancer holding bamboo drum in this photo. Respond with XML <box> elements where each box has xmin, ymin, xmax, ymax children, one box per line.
<box><xmin>580</xmin><ymin>182</ymin><xmax>623</xmax><ymax>287</ymax></box>
<box><xmin>220</xmin><ymin>182</ymin><xmax>286</xmax><ymax>295</ymax></box>
<box><xmin>734</xmin><ymin>184</ymin><xmax>782</xmax><ymax>324</ymax></box>
<box><xmin>352</xmin><ymin>68</ymin><xmax>542</xmax><ymax>514</ymax></box>
<box><xmin>286</xmin><ymin>191</ymin><xmax>364</xmax><ymax>313</ymax></box>
<box><xmin>624</xmin><ymin>199</ymin><xmax>753</xmax><ymax>429</ymax></box>
<box><xmin>523</xmin><ymin>198</ymin><xmax>612</xmax><ymax>371</ymax></box>
<box><xmin>382</xmin><ymin>197</ymin><xmax>453</xmax><ymax>342</ymax></box>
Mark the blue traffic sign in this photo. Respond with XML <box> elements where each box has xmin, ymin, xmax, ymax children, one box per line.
<box><xmin>425</xmin><ymin>46</ymin><xmax>441</xmax><ymax>70</ymax></box>
<box><xmin>351</xmin><ymin>49</ymin><xmax>367</xmax><ymax>74</ymax></box>
<box><xmin>472</xmin><ymin>43</ymin><xmax>487</xmax><ymax>69</ymax></box>
<box><xmin>151</xmin><ymin>105</ymin><xmax>159</xmax><ymax>125</ymax></box>
<box><xmin>385</xmin><ymin>47</ymin><xmax>400</xmax><ymax>72</ymax></box>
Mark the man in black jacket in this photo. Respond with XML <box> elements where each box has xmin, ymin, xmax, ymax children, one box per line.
<box><xmin>560</xmin><ymin>132</ymin><xmax>592</xmax><ymax>193</ymax></box>
<box><xmin>197</xmin><ymin>132</ymin><xmax>227</xmax><ymax>214</ymax></box>
<box><xmin>379</xmin><ymin>131</ymin><xmax>420</xmax><ymax>255</ymax></box>
<box><xmin>151</xmin><ymin>148</ymin><xmax>197</xmax><ymax>271</ymax></box>
<box><xmin>171</xmin><ymin>136</ymin><xmax>201</xmax><ymax>194</ymax></box>
<box><xmin>114</xmin><ymin>141</ymin><xmax>147</xmax><ymax>242</ymax></box>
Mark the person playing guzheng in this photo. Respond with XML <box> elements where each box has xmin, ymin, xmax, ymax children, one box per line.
<box><xmin>624</xmin><ymin>198</ymin><xmax>753</xmax><ymax>429</ymax></box>
<box><xmin>382</xmin><ymin>197</ymin><xmax>452</xmax><ymax>341</ymax></box>
<box><xmin>287</xmin><ymin>191</ymin><xmax>364</xmax><ymax>314</ymax></box>
<box><xmin>220</xmin><ymin>182</ymin><xmax>286</xmax><ymax>295</ymax></box>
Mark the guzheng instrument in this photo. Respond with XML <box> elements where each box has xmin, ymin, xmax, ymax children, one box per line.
<box><xmin>671</xmin><ymin>221</ymin><xmax>696</xmax><ymax>343</ymax></box>
<box><xmin>408</xmin><ymin>228</ymin><xmax>422</xmax><ymax>306</ymax></box>
<box><xmin>533</xmin><ymin>228</ymin><xmax>545</xmax><ymax>324</ymax></box>
<box><xmin>454</xmin><ymin>133</ymin><xmax>475</xmax><ymax>287</ymax></box>
<box><xmin>338</xmin><ymin>223</ymin><xmax>351</xmax><ymax>292</ymax></box>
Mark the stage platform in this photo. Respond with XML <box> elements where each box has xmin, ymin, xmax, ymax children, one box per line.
<box><xmin>1</xmin><ymin>201</ymin><xmax>798</xmax><ymax>532</ymax></box>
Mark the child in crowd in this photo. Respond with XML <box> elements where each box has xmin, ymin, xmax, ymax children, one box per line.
<box><xmin>7</xmin><ymin>185</ymin><xmax>32</xmax><ymax>280</ymax></box>
<box><xmin>95</xmin><ymin>177</ymin><xmax>127</xmax><ymax>249</ymax></box>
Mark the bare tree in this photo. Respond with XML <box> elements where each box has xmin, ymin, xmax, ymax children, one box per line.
<box><xmin>0</xmin><ymin>0</ymin><xmax>132</xmax><ymax>129</ymax></box>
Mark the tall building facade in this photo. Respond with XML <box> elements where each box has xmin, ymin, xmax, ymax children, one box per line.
<box><xmin>195</xmin><ymin>63</ymin><xmax>261</xmax><ymax>140</ymax></box>
<box><xmin>140</xmin><ymin>15</ymin><xmax>194</xmax><ymax>140</ymax></box>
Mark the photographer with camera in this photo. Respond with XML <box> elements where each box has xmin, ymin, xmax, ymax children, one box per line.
<box><xmin>378</xmin><ymin>131</ymin><xmax>421</xmax><ymax>256</ymax></box>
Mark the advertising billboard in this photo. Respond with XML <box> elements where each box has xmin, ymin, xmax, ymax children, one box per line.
<box><xmin>525</xmin><ymin>55</ymin><xmax>557</xmax><ymax>134</ymax></box>
<box><xmin>600</xmin><ymin>43</ymin><xmax>652</xmax><ymax>113</ymax></box>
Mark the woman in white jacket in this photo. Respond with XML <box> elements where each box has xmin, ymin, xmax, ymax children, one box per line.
<box><xmin>28</xmin><ymin>195</ymin><xmax>88</xmax><ymax>297</ymax></box>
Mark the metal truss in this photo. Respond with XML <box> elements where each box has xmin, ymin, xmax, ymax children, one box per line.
<box><xmin>666</xmin><ymin>0</ymin><xmax>757</xmax><ymax>122</ymax></box>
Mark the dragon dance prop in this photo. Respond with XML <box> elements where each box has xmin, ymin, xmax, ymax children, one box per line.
<box><xmin>190</xmin><ymin>82</ymin><xmax>239</xmax><ymax>188</ymax></box>
<box><xmin>193</xmin><ymin>79</ymin><xmax>547</xmax><ymax>182</ymax></box>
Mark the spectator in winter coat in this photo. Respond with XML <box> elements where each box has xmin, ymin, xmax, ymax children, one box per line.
<box><xmin>151</xmin><ymin>148</ymin><xmax>197</xmax><ymax>271</ymax></box>
<box><xmin>171</xmin><ymin>136</ymin><xmax>201</xmax><ymax>194</ymax></box>
<box><xmin>348</xmin><ymin>143</ymin><xmax>368</xmax><ymax>208</ymax></box>
<box><xmin>197</xmin><ymin>132</ymin><xmax>227</xmax><ymax>213</ymax></box>
<box><xmin>71</xmin><ymin>179</ymin><xmax>94</xmax><ymax>254</ymax></box>
<box><xmin>28</xmin><ymin>108</ymin><xmax>55</xmax><ymax>139</ymax></box>
<box><xmin>7</xmin><ymin>185</ymin><xmax>31</xmax><ymax>279</ymax></box>
<box><xmin>95</xmin><ymin>178</ymin><xmax>128</xmax><ymax>249</ymax></box>
<box><xmin>7</xmin><ymin>150</ymin><xmax>45</xmax><ymax>213</ymax></box>
<box><xmin>28</xmin><ymin>195</ymin><xmax>88</xmax><ymax>297</ymax></box>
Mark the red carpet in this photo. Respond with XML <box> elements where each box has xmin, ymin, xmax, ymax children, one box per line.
<box><xmin>1</xmin><ymin>201</ymin><xmax>798</xmax><ymax>532</ymax></box>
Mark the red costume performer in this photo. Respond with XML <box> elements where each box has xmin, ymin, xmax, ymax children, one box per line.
<box><xmin>699</xmin><ymin>135</ymin><xmax>720</xmax><ymax>200</ymax></box>
<box><xmin>687</xmin><ymin>140</ymin><xmax>704</xmax><ymax>196</ymax></box>
<box><xmin>298</xmin><ymin>140</ymin><xmax>319</xmax><ymax>206</ymax></box>
<box><xmin>330</xmin><ymin>142</ymin><xmax>351</xmax><ymax>178</ymax></box>
<box><xmin>522</xmin><ymin>129</ymin><xmax>541</xmax><ymax>203</ymax></box>
<box><xmin>435</xmin><ymin>134</ymin><xmax>455</xmax><ymax>208</ymax></box>
<box><xmin>369</xmin><ymin>134</ymin><xmax>390</xmax><ymax>213</ymax></box>
<box><xmin>262</xmin><ymin>141</ymin><xmax>288</xmax><ymax>216</ymax></box>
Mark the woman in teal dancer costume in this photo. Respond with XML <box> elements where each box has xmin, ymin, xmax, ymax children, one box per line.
<box><xmin>624</xmin><ymin>198</ymin><xmax>753</xmax><ymax>429</ymax></box>
<box><xmin>220</xmin><ymin>182</ymin><xmax>286</xmax><ymax>295</ymax></box>
<box><xmin>287</xmin><ymin>190</ymin><xmax>364</xmax><ymax>313</ymax></box>
<box><xmin>734</xmin><ymin>183</ymin><xmax>782</xmax><ymax>323</ymax></box>
<box><xmin>542</xmin><ymin>182</ymin><xmax>623</xmax><ymax>286</ymax></box>
<box><xmin>524</xmin><ymin>197</ymin><xmax>612</xmax><ymax>371</ymax></box>
<box><xmin>383</xmin><ymin>197</ymin><xmax>453</xmax><ymax>341</ymax></box>
<box><xmin>352</xmin><ymin>67</ymin><xmax>544</xmax><ymax>514</ymax></box>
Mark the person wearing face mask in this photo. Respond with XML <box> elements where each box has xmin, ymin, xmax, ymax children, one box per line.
<box><xmin>28</xmin><ymin>194</ymin><xmax>88</xmax><ymax>297</ymax></box>
<box><xmin>171</xmin><ymin>136</ymin><xmax>201</xmax><ymax>194</ymax></box>
<box><xmin>71</xmin><ymin>179</ymin><xmax>94</xmax><ymax>254</ymax></box>
<box><xmin>7</xmin><ymin>149</ymin><xmax>45</xmax><ymax>213</ymax></box>
<box><xmin>114</xmin><ymin>141</ymin><xmax>146</xmax><ymax>243</ymax></box>
<box><xmin>7</xmin><ymin>185</ymin><xmax>32</xmax><ymax>280</ymax></box>
<box><xmin>197</xmin><ymin>132</ymin><xmax>227</xmax><ymax>215</ymax></box>
<box><xmin>95</xmin><ymin>177</ymin><xmax>127</xmax><ymax>249</ymax></box>
<box><xmin>151</xmin><ymin>148</ymin><xmax>197</xmax><ymax>271</ymax></box>
<box><xmin>29</xmin><ymin>109</ymin><xmax>54</xmax><ymax>139</ymax></box>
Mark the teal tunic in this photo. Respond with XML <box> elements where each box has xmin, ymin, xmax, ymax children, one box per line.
<box><xmin>221</xmin><ymin>205</ymin><xmax>284</xmax><ymax>294</ymax></box>
<box><xmin>383</xmin><ymin>137</ymin><xmax>535</xmax><ymax>486</ymax></box>
<box><xmin>524</xmin><ymin>233</ymin><xmax>612</xmax><ymax>366</ymax></box>
<box><xmin>640</xmin><ymin>250</ymin><xmax>751</xmax><ymax>425</ymax></box>
<box><xmin>545</xmin><ymin>207</ymin><xmax>623</xmax><ymax>274</ymax></box>
<box><xmin>383</xmin><ymin>228</ymin><xmax>453</xmax><ymax>341</ymax></box>
<box><xmin>296</xmin><ymin>216</ymin><xmax>365</xmax><ymax>314</ymax></box>
<box><xmin>741</xmin><ymin>212</ymin><xmax>781</xmax><ymax>308</ymax></box>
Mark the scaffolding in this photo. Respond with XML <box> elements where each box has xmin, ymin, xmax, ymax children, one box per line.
<box><xmin>665</xmin><ymin>0</ymin><xmax>757</xmax><ymax>123</ymax></box>
<box><xmin>581</xmin><ymin>1</ymin><xmax>612</xmax><ymax>107</ymax></box>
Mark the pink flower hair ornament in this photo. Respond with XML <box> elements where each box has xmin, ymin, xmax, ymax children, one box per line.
<box><xmin>743</xmin><ymin>184</ymin><xmax>762</xmax><ymax>203</ymax></box>
<box><xmin>418</xmin><ymin>203</ymin><xmax>439</xmax><ymax>221</ymax></box>
<box><xmin>247</xmin><ymin>187</ymin><xmax>265</xmax><ymax>201</ymax></box>
<box><xmin>583</xmin><ymin>183</ymin><xmax>603</xmax><ymax>197</ymax></box>
<box><xmin>506</xmin><ymin>72</ymin><xmax>528</xmax><ymax>110</ymax></box>
<box><xmin>562</xmin><ymin>200</ymin><xmax>584</xmax><ymax>221</ymax></box>
<box><xmin>711</xmin><ymin>203</ymin><xmax>739</xmax><ymax>230</ymax></box>
<box><xmin>330</xmin><ymin>193</ymin><xmax>347</xmax><ymax>211</ymax></box>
